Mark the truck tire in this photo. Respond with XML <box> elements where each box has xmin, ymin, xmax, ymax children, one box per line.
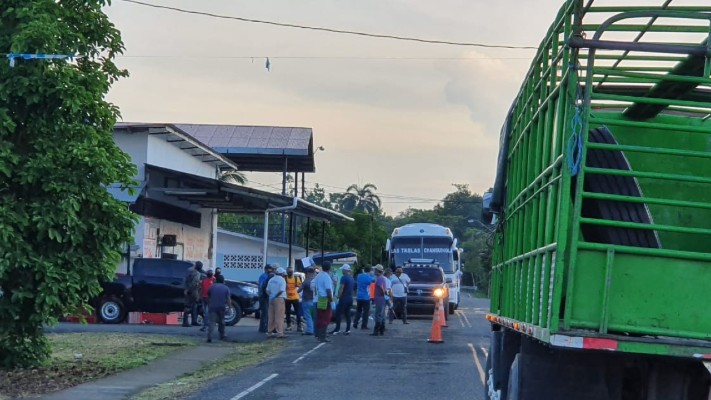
<box><xmin>485</xmin><ymin>346</ymin><xmax>492</xmax><ymax>399</ymax></box>
<box><xmin>98</xmin><ymin>296</ymin><xmax>125</xmax><ymax>324</ymax></box>
<box><xmin>506</xmin><ymin>354</ymin><xmax>522</xmax><ymax>400</ymax></box>
<box><xmin>581</xmin><ymin>126</ymin><xmax>661</xmax><ymax>248</ymax></box>
<box><xmin>224</xmin><ymin>300</ymin><xmax>242</xmax><ymax>326</ymax></box>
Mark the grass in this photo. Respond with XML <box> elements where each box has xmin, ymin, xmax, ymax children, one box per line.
<box><xmin>0</xmin><ymin>333</ymin><xmax>194</xmax><ymax>398</ymax></box>
<box><xmin>132</xmin><ymin>340</ymin><xmax>285</xmax><ymax>400</ymax></box>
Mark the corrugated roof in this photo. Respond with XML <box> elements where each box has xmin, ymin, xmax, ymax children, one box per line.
<box><xmin>172</xmin><ymin>124</ymin><xmax>317</xmax><ymax>173</ymax></box>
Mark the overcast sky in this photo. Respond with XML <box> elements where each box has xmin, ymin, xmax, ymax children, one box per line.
<box><xmin>104</xmin><ymin>0</ymin><xmax>566</xmax><ymax>215</ymax></box>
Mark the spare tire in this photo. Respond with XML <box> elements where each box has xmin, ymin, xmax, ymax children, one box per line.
<box><xmin>580</xmin><ymin>126</ymin><xmax>661</xmax><ymax>248</ymax></box>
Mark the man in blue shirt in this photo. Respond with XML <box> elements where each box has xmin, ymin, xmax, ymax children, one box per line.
<box><xmin>331</xmin><ymin>264</ymin><xmax>355</xmax><ymax>335</ymax></box>
<box><xmin>354</xmin><ymin>265</ymin><xmax>374</xmax><ymax>330</ymax></box>
<box><xmin>257</xmin><ymin>264</ymin><xmax>274</xmax><ymax>333</ymax></box>
<box><xmin>206</xmin><ymin>275</ymin><xmax>230</xmax><ymax>343</ymax></box>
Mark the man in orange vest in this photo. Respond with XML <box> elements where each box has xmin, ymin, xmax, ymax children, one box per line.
<box><xmin>284</xmin><ymin>266</ymin><xmax>303</xmax><ymax>333</ymax></box>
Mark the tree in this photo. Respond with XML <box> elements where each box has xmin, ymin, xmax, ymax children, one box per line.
<box><xmin>340</xmin><ymin>183</ymin><xmax>382</xmax><ymax>214</ymax></box>
<box><xmin>0</xmin><ymin>1</ymin><xmax>136</xmax><ymax>368</ymax></box>
<box><xmin>219</xmin><ymin>170</ymin><xmax>247</xmax><ymax>185</ymax></box>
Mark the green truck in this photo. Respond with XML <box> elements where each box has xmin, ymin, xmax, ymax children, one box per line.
<box><xmin>483</xmin><ymin>1</ymin><xmax>711</xmax><ymax>399</ymax></box>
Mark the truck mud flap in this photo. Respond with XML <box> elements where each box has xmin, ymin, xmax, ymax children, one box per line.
<box><xmin>580</xmin><ymin>126</ymin><xmax>661</xmax><ymax>248</ymax></box>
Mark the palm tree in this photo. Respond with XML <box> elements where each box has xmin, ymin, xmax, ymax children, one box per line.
<box><xmin>340</xmin><ymin>183</ymin><xmax>382</xmax><ymax>214</ymax></box>
<box><xmin>219</xmin><ymin>170</ymin><xmax>247</xmax><ymax>185</ymax></box>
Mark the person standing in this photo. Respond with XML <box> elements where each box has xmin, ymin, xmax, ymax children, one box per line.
<box><xmin>206</xmin><ymin>274</ymin><xmax>230</xmax><ymax>343</ymax></box>
<box><xmin>354</xmin><ymin>265</ymin><xmax>374</xmax><ymax>330</ymax></box>
<box><xmin>182</xmin><ymin>261</ymin><xmax>202</xmax><ymax>327</ymax></box>
<box><xmin>312</xmin><ymin>261</ymin><xmax>334</xmax><ymax>343</ymax></box>
<box><xmin>390</xmin><ymin>267</ymin><xmax>411</xmax><ymax>324</ymax></box>
<box><xmin>384</xmin><ymin>268</ymin><xmax>395</xmax><ymax>324</ymax></box>
<box><xmin>266</xmin><ymin>267</ymin><xmax>287</xmax><ymax>339</ymax></box>
<box><xmin>301</xmin><ymin>267</ymin><xmax>316</xmax><ymax>336</ymax></box>
<box><xmin>199</xmin><ymin>269</ymin><xmax>216</xmax><ymax>332</ymax></box>
<box><xmin>370</xmin><ymin>264</ymin><xmax>388</xmax><ymax>336</ymax></box>
<box><xmin>257</xmin><ymin>264</ymin><xmax>274</xmax><ymax>333</ymax></box>
<box><xmin>331</xmin><ymin>264</ymin><xmax>355</xmax><ymax>335</ymax></box>
<box><xmin>284</xmin><ymin>266</ymin><xmax>303</xmax><ymax>333</ymax></box>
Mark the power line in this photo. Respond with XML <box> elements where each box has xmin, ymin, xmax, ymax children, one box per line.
<box><xmin>118</xmin><ymin>0</ymin><xmax>537</xmax><ymax>50</ymax></box>
<box><xmin>117</xmin><ymin>55</ymin><xmax>532</xmax><ymax>61</ymax></box>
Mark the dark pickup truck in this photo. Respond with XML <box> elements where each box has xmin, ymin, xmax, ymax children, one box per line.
<box><xmin>96</xmin><ymin>258</ymin><xmax>259</xmax><ymax>325</ymax></box>
<box><xmin>402</xmin><ymin>261</ymin><xmax>449</xmax><ymax>321</ymax></box>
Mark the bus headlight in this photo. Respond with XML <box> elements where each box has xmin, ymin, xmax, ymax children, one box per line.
<box><xmin>433</xmin><ymin>288</ymin><xmax>444</xmax><ymax>298</ymax></box>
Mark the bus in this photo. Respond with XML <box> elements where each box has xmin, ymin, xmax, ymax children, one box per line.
<box><xmin>385</xmin><ymin>223</ymin><xmax>462</xmax><ymax>314</ymax></box>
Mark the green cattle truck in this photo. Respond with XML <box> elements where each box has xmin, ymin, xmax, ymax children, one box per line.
<box><xmin>483</xmin><ymin>1</ymin><xmax>711</xmax><ymax>399</ymax></box>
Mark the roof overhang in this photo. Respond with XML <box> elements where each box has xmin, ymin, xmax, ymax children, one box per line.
<box><xmin>114</xmin><ymin>123</ymin><xmax>240</xmax><ymax>172</ymax></box>
<box><xmin>146</xmin><ymin>164</ymin><xmax>352</xmax><ymax>223</ymax></box>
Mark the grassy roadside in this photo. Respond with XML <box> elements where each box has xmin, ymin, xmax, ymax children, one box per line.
<box><xmin>0</xmin><ymin>333</ymin><xmax>194</xmax><ymax>398</ymax></box>
<box><xmin>132</xmin><ymin>340</ymin><xmax>285</xmax><ymax>400</ymax></box>
<box><xmin>461</xmin><ymin>287</ymin><xmax>489</xmax><ymax>299</ymax></box>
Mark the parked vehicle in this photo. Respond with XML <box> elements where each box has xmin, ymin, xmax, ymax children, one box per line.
<box><xmin>484</xmin><ymin>2</ymin><xmax>711</xmax><ymax>399</ymax></box>
<box><xmin>386</xmin><ymin>223</ymin><xmax>462</xmax><ymax>314</ymax></box>
<box><xmin>96</xmin><ymin>258</ymin><xmax>259</xmax><ymax>325</ymax></box>
<box><xmin>401</xmin><ymin>260</ymin><xmax>448</xmax><ymax>321</ymax></box>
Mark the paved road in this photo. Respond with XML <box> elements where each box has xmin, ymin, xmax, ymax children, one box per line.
<box><xmin>188</xmin><ymin>295</ymin><xmax>491</xmax><ymax>400</ymax></box>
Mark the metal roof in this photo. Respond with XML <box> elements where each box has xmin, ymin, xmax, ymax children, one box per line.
<box><xmin>145</xmin><ymin>164</ymin><xmax>352</xmax><ymax>223</ymax></box>
<box><xmin>106</xmin><ymin>182</ymin><xmax>146</xmax><ymax>203</ymax></box>
<box><xmin>173</xmin><ymin>124</ymin><xmax>317</xmax><ymax>173</ymax></box>
<box><xmin>114</xmin><ymin>123</ymin><xmax>240</xmax><ymax>172</ymax></box>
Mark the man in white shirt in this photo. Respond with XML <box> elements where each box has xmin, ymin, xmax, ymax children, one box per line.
<box><xmin>390</xmin><ymin>267</ymin><xmax>411</xmax><ymax>324</ymax></box>
<box><xmin>266</xmin><ymin>267</ymin><xmax>287</xmax><ymax>338</ymax></box>
<box><xmin>311</xmin><ymin>261</ymin><xmax>334</xmax><ymax>343</ymax></box>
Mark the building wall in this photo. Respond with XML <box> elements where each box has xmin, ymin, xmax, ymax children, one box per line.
<box><xmin>146</xmin><ymin>135</ymin><xmax>217</xmax><ymax>179</ymax></box>
<box><xmin>113</xmin><ymin>130</ymin><xmax>217</xmax><ymax>273</ymax></box>
<box><xmin>216</xmin><ymin>229</ymin><xmax>306</xmax><ymax>282</ymax></box>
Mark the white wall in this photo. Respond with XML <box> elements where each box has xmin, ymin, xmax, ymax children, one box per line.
<box><xmin>147</xmin><ymin>135</ymin><xmax>217</xmax><ymax>179</ymax></box>
<box><xmin>216</xmin><ymin>229</ymin><xmax>306</xmax><ymax>282</ymax></box>
<box><xmin>113</xmin><ymin>131</ymin><xmax>148</xmax><ymax>181</ymax></box>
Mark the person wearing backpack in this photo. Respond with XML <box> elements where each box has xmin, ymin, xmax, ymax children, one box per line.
<box><xmin>182</xmin><ymin>261</ymin><xmax>203</xmax><ymax>327</ymax></box>
<box><xmin>284</xmin><ymin>266</ymin><xmax>303</xmax><ymax>333</ymax></box>
<box><xmin>257</xmin><ymin>264</ymin><xmax>274</xmax><ymax>333</ymax></box>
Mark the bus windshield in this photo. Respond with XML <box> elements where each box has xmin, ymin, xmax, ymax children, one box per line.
<box><xmin>392</xmin><ymin>237</ymin><xmax>454</xmax><ymax>273</ymax></box>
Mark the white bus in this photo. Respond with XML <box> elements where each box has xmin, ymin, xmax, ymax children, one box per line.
<box><xmin>385</xmin><ymin>223</ymin><xmax>462</xmax><ymax>314</ymax></box>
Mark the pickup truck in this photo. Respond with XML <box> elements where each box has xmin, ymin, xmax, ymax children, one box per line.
<box><xmin>96</xmin><ymin>258</ymin><xmax>259</xmax><ymax>325</ymax></box>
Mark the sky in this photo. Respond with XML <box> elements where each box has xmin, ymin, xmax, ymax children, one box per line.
<box><xmin>104</xmin><ymin>0</ymin><xmax>567</xmax><ymax>215</ymax></box>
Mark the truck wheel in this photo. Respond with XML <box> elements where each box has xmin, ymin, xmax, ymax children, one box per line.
<box><xmin>98</xmin><ymin>296</ymin><xmax>125</xmax><ymax>324</ymax></box>
<box><xmin>224</xmin><ymin>301</ymin><xmax>242</xmax><ymax>326</ymax></box>
<box><xmin>485</xmin><ymin>347</ymin><xmax>492</xmax><ymax>399</ymax></box>
<box><xmin>506</xmin><ymin>354</ymin><xmax>522</xmax><ymax>400</ymax></box>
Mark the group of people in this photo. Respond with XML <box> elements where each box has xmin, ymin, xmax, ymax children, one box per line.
<box><xmin>182</xmin><ymin>261</ymin><xmax>230</xmax><ymax>343</ymax></box>
<box><xmin>257</xmin><ymin>261</ymin><xmax>411</xmax><ymax>342</ymax></box>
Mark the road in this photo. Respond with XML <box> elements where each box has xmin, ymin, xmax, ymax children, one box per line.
<box><xmin>189</xmin><ymin>295</ymin><xmax>491</xmax><ymax>400</ymax></box>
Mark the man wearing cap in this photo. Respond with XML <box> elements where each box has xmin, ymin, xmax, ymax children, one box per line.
<box><xmin>311</xmin><ymin>261</ymin><xmax>334</xmax><ymax>342</ymax></box>
<box><xmin>331</xmin><ymin>264</ymin><xmax>355</xmax><ymax>335</ymax></box>
<box><xmin>371</xmin><ymin>264</ymin><xmax>388</xmax><ymax>336</ymax></box>
<box><xmin>257</xmin><ymin>264</ymin><xmax>274</xmax><ymax>333</ymax></box>
<box><xmin>284</xmin><ymin>266</ymin><xmax>303</xmax><ymax>333</ymax></box>
<box><xmin>266</xmin><ymin>267</ymin><xmax>287</xmax><ymax>338</ymax></box>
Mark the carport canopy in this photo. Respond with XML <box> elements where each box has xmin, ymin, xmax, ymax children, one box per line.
<box><xmin>144</xmin><ymin>164</ymin><xmax>352</xmax><ymax>222</ymax></box>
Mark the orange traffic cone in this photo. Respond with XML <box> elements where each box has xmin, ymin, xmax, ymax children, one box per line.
<box><xmin>438</xmin><ymin>298</ymin><xmax>448</xmax><ymax>328</ymax></box>
<box><xmin>427</xmin><ymin>301</ymin><xmax>444</xmax><ymax>344</ymax></box>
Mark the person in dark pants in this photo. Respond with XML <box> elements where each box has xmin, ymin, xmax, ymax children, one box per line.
<box><xmin>207</xmin><ymin>274</ymin><xmax>230</xmax><ymax>343</ymax></box>
<box><xmin>390</xmin><ymin>267</ymin><xmax>411</xmax><ymax>324</ymax></box>
<box><xmin>354</xmin><ymin>265</ymin><xmax>374</xmax><ymax>329</ymax></box>
<box><xmin>370</xmin><ymin>264</ymin><xmax>388</xmax><ymax>336</ymax></box>
<box><xmin>331</xmin><ymin>264</ymin><xmax>355</xmax><ymax>335</ymax></box>
<box><xmin>258</xmin><ymin>264</ymin><xmax>274</xmax><ymax>333</ymax></box>
<box><xmin>182</xmin><ymin>261</ymin><xmax>203</xmax><ymax>327</ymax></box>
<box><xmin>284</xmin><ymin>266</ymin><xmax>303</xmax><ymax>332</ymax></box>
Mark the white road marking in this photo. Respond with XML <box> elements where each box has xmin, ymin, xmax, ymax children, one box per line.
<box><xmin>455</xmin><ymin>311</ymin><xmax>465</xmax><ymax>327</ymax></box>
<box><xmin>481</xmin><ymin>346</ymin><xmax>488</xmax><ymax>358</ymax></box>
<box><xmin>230</xmin><ymin>373</ymin><xmax>278</xmax><ymax>400</ymax></box>
<box><xmin>468</xmin><ymin>343</ymin><xmax>486</xmax><ymax>385</ymax></box>
<box><xmin>292</xmin><ymin>342</ymin><xmax>325</xmax><ymax>364</ymax></box>
<box><xmin>457</xmin><ymin>310</ymin><xmax>473</xmax><ymax>328</ymax></box>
